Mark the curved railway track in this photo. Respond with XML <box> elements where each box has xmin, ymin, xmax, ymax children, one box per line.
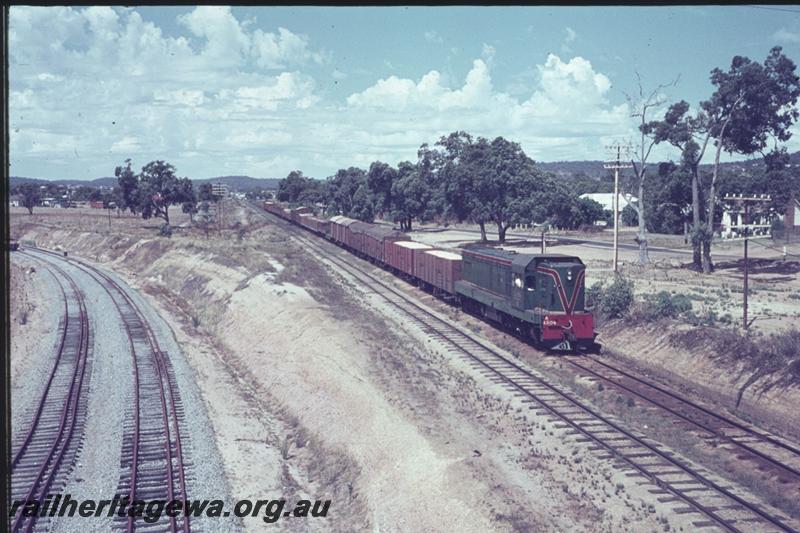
<box><xmin>26</xmin><ymin>248</ymin><xmax>191</xmax><ymax>533</ymax></box>
<box><xmin>256</xmin><ymin>205</ymin><xmax>800</xmax><ymax>532</ymax></box>
<box><xmin>563</xmin><ymin>355</ymin><xmax>800</xmax><ymax>485</ymax></box>
<box><xmin>11</xmin><ymin>253</ymin><xmax>92</xmax><ymax>533</ymax></box>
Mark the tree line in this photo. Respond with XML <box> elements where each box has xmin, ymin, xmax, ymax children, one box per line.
<box><xmin>278</xmin><ymin>46</ymin><xmax>800</xmax><ymax>272</ymax></box>
<box><xmin>278</xmin><ymin>132</ymin><xmax>611</xmax><ymax>243</ymax></box>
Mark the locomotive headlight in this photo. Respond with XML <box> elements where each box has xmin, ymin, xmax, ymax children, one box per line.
<box><xmin>567</xmin><ymin>270</ymin><xmax>573</xmax><ymax>281</ymax></box>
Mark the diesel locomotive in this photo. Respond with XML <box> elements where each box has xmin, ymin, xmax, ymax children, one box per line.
<box><xmin>456</xmin><ymin>248</ymin><xmax>594</xmax><ymax>351</ymax></box>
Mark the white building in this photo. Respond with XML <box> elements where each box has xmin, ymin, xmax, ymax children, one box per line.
<box><xmin>579</xmin><ymin>193</ymin><xmax>638</xmax><ymax>214</ymax></box>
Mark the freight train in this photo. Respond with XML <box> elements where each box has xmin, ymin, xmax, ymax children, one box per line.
<box><xmin>263</xmin><ymin>201</ymin><xmax>597</xmax><ymax>351</ymax></box>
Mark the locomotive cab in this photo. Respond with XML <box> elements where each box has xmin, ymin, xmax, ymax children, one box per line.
<box><xmin>456</xmin><ymin>248</ymin><xmax>597</xmax><ymax>351</ymax></box>
<box><xmin>510</xmin><ymin>254</ymin><xmax>594</xmax><ymax>350</ymax></box>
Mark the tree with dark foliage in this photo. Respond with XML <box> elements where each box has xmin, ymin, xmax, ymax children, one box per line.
<box><xmin>116</xmin><ymin>160</ymin><xmax>194</xmax><ymax>226</ymax></box>
<box><xmin>114</xmin><ymin>159</ymin><xmax>140</xmax><ymax>214</ymax></box>
<box><xmin>19</xmin><ymin>183</ymin><xmax>41</xmax><ymax>215</ymax></box>
<box><xmin>650</xmin><ymin>47</ymin><xmax>799</xmax><ymax>272</ymax></box>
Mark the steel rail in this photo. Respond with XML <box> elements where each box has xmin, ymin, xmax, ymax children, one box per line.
<box><xmin>563</xmin><ymin>355</ymin><xmax>800</xmax><ymax>482</ymax></box>
<box><xmin>31</xmin><ymin>248</ymin><xmax>190</xmax><ymax>533</ymax></box>
<box><xmin>12</xmin><ymin>252</ymin><xmax>91</xmax><ymax>533</ymax></box>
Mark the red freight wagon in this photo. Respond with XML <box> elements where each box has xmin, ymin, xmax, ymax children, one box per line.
<box><xmin>352</xmin><ymin>224</ymin><xmax>405</xmax><ymax>263</ymax></box>
<box><xmin>264</xmin><ymin>202</ymin><xmax>283</xmax><ymax>217</ymax></box>
<box><xmin>348</xmin><ymin>222</ymin><xmax>371</xmax><ymax>257</ymax></box>
<box><xmin>417</xmin><ymin>249</ymin><xmax>463</xmax><ymax>295</ymax></box>
<box><xmin>90</xmin><ymin>201</ymin><xmax>105</xmax><ymax>209</ymax></box>
<box><xmin>329</xmin><ymin>216</ymin><xmax>360</xmax><ymax>246</ymax></box>
<box><xmin>298</xmin><ymin>213</ymin><xmax>313</xmax><ymax>231</ymax></box>
<box><xmin>299</xmin><ymin>214</ymin><xmax>331</xmax><ymax>236</ymax></box>
<box><xmin>386</xmin><ymin>240</ymin><xmax>432</xmax><ymax>277</ymax></box>
<box><xmin>312</xmin><ymin>217</ymin><xmax>331</xmax><ymax>236</ymax></box>
<box><xmin>291</xmin><ymin>206</ymin><xmax>312</xmax><ymax>224</ymax></box>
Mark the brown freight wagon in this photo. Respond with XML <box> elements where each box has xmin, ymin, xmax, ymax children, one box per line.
<box><xmin>347</xmin><ymin>222</ymin><xmax>371</xmax><ymax>257</ymax></box>
<box><xmin>346</xmin><ymin>223</ymin><xmax>403</xmax><ymax>263</ymax></box>
<box><xmin>299</xmin><ymin>214</ymin><xmax>331</xmax><ymax>236</ymax></box>
<box><xmin>416</xmin><ymin>249</ymin><xmax>463</xmax><ymax>295</ymax></box>
<box><xmin>264</xmin><ymin>202</ymin><xmax>283</xmax><ymax>216</ymax></box>
<box><xmin>313</xmin><ymin>217</ymin><xmax>331</xmax><ymax>236</ymax></box>
<box><xmin>298</xmin><ymin>213</ymin><xmax>313</xmax><ymax>231</ymax></box>
<box><xmin>329</xmin><ymin>216</ymin><xmax>360</xmax><ymax>246</ymax></box>
<box><xmin>291</xmin><ymin>206</ymin><xmax>312</xmax><ymax>224</ymax></box>
<box><xmin>386</xmin><ymin>240</ymin><xmax>432</xmax><ymax>277</ymax></box>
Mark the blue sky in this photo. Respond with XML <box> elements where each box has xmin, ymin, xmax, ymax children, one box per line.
<box><xmin>10</xmin><ymin>5</ymin><xmax>800</xmax><ymax>180</ymax></box>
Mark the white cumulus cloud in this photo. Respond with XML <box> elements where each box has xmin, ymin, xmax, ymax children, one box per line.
<box><xmin>10</xmin><ymin>5</ymin><xmax>636</xmax><ymax>179</ymax></box>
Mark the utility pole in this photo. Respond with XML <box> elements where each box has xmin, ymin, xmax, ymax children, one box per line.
<box><xmin>722</xmin><ymin>194</ymin><xmax>771</xmax><ymax>331</ymax></box>
<box><xmin>212</xmin><ymin>182</ymin><xmax>229</xmax><ymax>234</ymax></box>
<box><xmin>604</xmin><ymin>142</ymin><xmax>633</xmax><ymax>273</ymax></box>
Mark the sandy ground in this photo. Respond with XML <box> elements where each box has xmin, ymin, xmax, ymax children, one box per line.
<box><xmin>10</xmin><ymin>260</ymin><xmax>46</xmax><ymax>381</ymax></box>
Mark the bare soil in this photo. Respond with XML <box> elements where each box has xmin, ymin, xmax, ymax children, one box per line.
<box><xmin>10</xmin><ymin>259</ymin><xmax>55</xmax><ymax>385</ymax></box>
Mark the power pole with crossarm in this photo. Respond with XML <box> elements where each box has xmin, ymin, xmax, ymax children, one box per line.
<box><xmin>604</xmin><ymin>142</ymin><xmax>633</xmax><ymax>273</ymax></box>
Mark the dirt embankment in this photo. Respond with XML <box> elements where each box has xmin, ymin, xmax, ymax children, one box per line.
<box><xmin>12</xmin><ymin>208</ymin><xmax>676</xmax><ymax>532</ymax></box>
<box><xmin>599</xmin><ymin>319</ymin><xmax>800</xmax><ymax>441</ymax></box>
<box><xmin>10</xmin><ymin>259</ymin><xmax>55</xmax><ymax>383</ymax></box>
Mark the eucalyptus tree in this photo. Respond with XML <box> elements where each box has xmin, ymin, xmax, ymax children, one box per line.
<box><xmin>649</xmin><ymin>47</ymin><xmax>800</xmax><ymax>272</ymax></box>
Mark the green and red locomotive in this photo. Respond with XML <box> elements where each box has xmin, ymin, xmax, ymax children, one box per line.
<box><xmin>455</xmin><ymin>247</ymin><xmax>595</xmax><ymax>351</ymax></box>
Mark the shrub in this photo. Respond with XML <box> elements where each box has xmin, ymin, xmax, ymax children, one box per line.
<box><xmin>597</xmin><ymin>274</ymin><xmax>634</xmax><ymax>319</ymax></box>
<box><xmin>159</xmin><ymin>223</ymin><xmax>173</xmax><ymax>238</ymax></box>
<box><xmin>686</xmin><ymin>308</ymin><xmax>717</xmax><ymax>326</ymax></box>
<box><xmin>621</xmin><ymin>204</ymin><xmax>638</xmax><ymax>227</ymax></box>
<box><xmin>586</xmin><ymin>281</ymin><xmax>604</xmax><ymax>309</ymax></box>
<box><xmin>641</xmin><ymin>291</ymin><xmax>693</xmax><ymax>319</ymax></box>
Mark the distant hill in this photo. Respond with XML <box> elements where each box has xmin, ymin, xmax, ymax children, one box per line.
<box><xmin>536</xmin><ymin>160</ymin><xmax>606</xmax><ymax>179</ymax></box>
<box><xmin>536</xmin><ymin>151</ymin><xmax>800</xmax><ymax>181</ymax></box>
<box><xmin>10</xmin><ymin>175</ymin><xmax>281</xmax><ymax>192</ymax></box>
<box><xmin>10</xmin><ymin>176</ymin><xmax>118</xmax><ymax>188</ymax></box>
<box><xmin>10</xmin><ymin>151</ymin><xmax>798</xmax><ymax>192</ymax></box>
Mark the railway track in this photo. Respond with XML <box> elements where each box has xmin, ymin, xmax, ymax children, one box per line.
<box><xmin>26</xmin><ymin>248</ymin><xmax>192</xmax><ymax>533</ymax></box>
<box><xmin>11</xmin><ymin>253</ymin><xmax>92</xmax><ymax>533</ymax></box>
<box><xmin>255</xmin><ymin>205</ymin><xmax>800</xmax><ymax>532</ymax></box>
<box><xmin>563</xmin><ymin>354</ymin><xmax>800</xmax><ymax>487</ymax></box>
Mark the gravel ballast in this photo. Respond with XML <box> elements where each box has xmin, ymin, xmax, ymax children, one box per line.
<box><xmin>13</xmin><ymin>250</ymin><xmax>236</xmax><ymax>533</ymax></box>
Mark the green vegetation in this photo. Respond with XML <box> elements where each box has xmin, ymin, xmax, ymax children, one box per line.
<box><xmin>275</xmin><ymin>132</ymin><xmax>626</xmax><ymax>241</ymax></box>
<box><xmin>639</xmin><ymin>291</ymin><xmax>693</xmax><ymax>320</ymax></box>
<box><xmin>588</xmin><ymin>275</ymin><xmax>635</xmax><ymax>319</ymax></box>
<box><xmin>115</xmin><ymin>159</ymin><xmax>195</xmax><ymax>226</ymax></box>
<box><xmin>647</xmin><ymin>47</ymin><xmax>800</xmax><ymax>272</ymax></box>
